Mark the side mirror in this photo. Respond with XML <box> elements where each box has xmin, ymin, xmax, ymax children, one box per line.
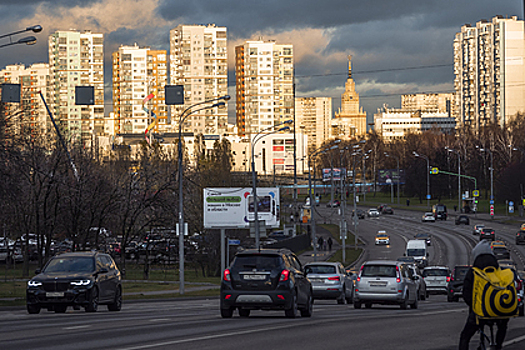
<box><xmin>98</xmin><ymin>267</ymin><xmax>109</xmax><ymax>274</ymax></box>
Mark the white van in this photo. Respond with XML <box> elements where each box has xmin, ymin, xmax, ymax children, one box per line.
<box><xmin>405</xmin><ymin>240</ymin><xmax>428</xmax><ymax>268</ymax></box>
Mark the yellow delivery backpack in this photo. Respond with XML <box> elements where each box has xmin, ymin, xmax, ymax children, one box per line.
<box><xmin>472</xmin><ymin>266</ymin><xmax>518</xmax><ymax>319</ymax></box>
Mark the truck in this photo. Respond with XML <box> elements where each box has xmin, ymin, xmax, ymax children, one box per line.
<box><xmin>405</xmin><ymin>239</ymin><xmax>428</xmax><ymax>269</ymax></box>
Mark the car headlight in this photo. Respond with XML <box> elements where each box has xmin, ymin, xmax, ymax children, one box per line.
<box><xmin>28</xmin><ymin>280</ymin><xmax>42</xmax><ymax>287</ymax></box>
<box><xmin>70</xmin><ymin>280</ymin><xmax>92</xmax><ymax>286</ymax></box>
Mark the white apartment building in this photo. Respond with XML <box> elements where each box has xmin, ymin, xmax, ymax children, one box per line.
<box><xmin>169</xmin><ymin>24</ymin><xmax>228</xmax><ymax>136</ymax></box>
<box><xmin>112</xmin><ymin>44</ymin><xmax>168</xmax><ymax>134</ymax></box>
<box><xmin>235</xmin><ymin>40</ymin><xmax>294</xmax><ymax>136</ymax></box>
<box><xmin>1</xmin><ymin>63</ymin><xmax>51</xmax><ymax>145</ymax></box>
<box><xmin>295</xmin><ymin>97</ymin><xmax>332</xmax><ymax>150</ymax></box>
<box><xmin>401</xmin><ymin>93</ymin><xmax>456</xmax><ymax>115</ymax></box>
<box><xmin>454</xmin><ymin>15</ymin><xmax>525</xmax><ymax>130</ymax></box>
<box><xmin>48</xmin><ymin>30</ymin><xmax>104</xmax><ymax>145</ymax></box>
<box><xmin>374</xmin><ymin>106</ymin><xmax>456</xmax><ymax>142</ymax></box>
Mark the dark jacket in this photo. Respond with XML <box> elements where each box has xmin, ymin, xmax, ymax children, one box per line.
<box><xmin>462</xmin><ymin>254</ymin><xmax>499</xmax><ymax>308</ymax></box>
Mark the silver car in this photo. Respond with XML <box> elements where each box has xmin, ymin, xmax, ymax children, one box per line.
<box><xmin>305</xmin><ymin>262</ymin><xmax>354</xmax><ymax>304</ymax></box>
<box><xmin>408</xmin><ymin>264</ymin><xmax>428</xmax><ymax>300</ymax></box>
<box><xmin>422</xmin><ymin>266</ymin><xmax>450</xmax><ymax>295</ymax></box>
<box><xmin>354</xmin><ymin>260</ymin><xmax>418</xmax><ymax>309</ymax></box>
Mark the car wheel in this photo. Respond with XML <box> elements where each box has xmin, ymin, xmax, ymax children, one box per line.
<box><xmin>85</xmin><ymin>287</ymin><xmax>99</xmax><ymax>312</ymax></box>
<box><xmin>107</xmin><ymin>286</ymin><xmax>122</xmax><ymax>311</ymax></box>
<box><xmin>410</xmin><ymin>295</ymin><xmax>418</xmax><ymax>309</ymax></box>
<box><xmin>300</xmin><ymin>294</ymin><xmax>313</xmax><ymax>318</ymax></box>
<box><xmin>447</xmin><ymin>294</ymin><xmax>454</xmax><ymax>302</ymax></box>
<box><xmin>400</xmin><ymin>294</ymin><xmax>408</xmax><ymax>309</ymax></box>
<box><xmin>420</xmin><ymin>289</ymin><xmax>426</xmax><ymax>301</ymax></box>
<box><xmin>238</xmin><ymin>308</ymin><xmax>250</xmax><ymax>317</ymax></box>
<box><xmin>27</xmin><ymin>304</ymin><xmax>41</xmax><ymax>314</ymax></box>
<box><xmin>364</xmin><ymin>303</ymin><xmax>372</xmax><ymax>309</ymax></box>
<box><xmin>337</xmin><ymin>288</ymin><xmax>346</xmax><ymax>304</ymax></box>
<box><xmin>221</xmin><ymin>307</ymin><xmax>234</xmax><ymax>318</ymax></box>
<box><xmin>519</xmin><ymin>304</ymin><xmax>524</xmax><ymax>317</ymax></box>
<box><xmin>346</xmin><ymin>288</ymin><xmax>354</xmax><ymax>304</ymax></box>
<box><xmin>353</xmin><ymin>301</ymin><xmax>361</xmax><ymax>309</ymax></box>
<box><xmin>285</xmin><ymin>294</ymin><xmax>297</xmax><ymax>318</ymax></box>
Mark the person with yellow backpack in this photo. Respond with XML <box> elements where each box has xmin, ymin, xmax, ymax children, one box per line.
<box><xmin>458</xmin><ymin>240</ymin><xmax>518</xmax><ymax>350</ymax></box>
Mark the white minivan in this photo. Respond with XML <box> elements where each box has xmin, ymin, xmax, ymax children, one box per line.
<box><xmin>405</xmin><ymin>240</ymin><xmax>428</xmax><ymax>268</ymax></box>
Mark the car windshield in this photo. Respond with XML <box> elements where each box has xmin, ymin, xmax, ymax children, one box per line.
<box><xmin>44</xmin><ymin>257</ymin><xmax>95</xmax><ymax>273</ymax></box>
<box><xmin>233</xmin><ymin>255</ymin><xmax>281</xmax><ymax>270</ymax></box>
<box><xmin>305</xmin><ymin>265</ymin><xmax>336</xmax><ymax>274</ymax></box>
<box><xmin>415</xmin><ymin>234</ymin><xmax>429</xmax><ymax>239</ymax></box>
<box><xmin>423</xmin><ymin>269</ymin><xmax>449</xmax><ymax>277</ymax></box>
<box><xmin>493</xmin><ymin>247</ymin><xmax>507</xmax><ymax>254</ymax></box>
<box><xmin>407</xmin><ymin>249</ymin><xmax>426</xmax><ymax>256</ymax></box>
<box><xmin>454</xmin><ymin>268</ymin><xmax>469</xmax><ymax>280</ymax></box>
<box><xmin>361</xmin><ymin>265</ymin><xmax>396</xmax><ymax>278</ymax></box>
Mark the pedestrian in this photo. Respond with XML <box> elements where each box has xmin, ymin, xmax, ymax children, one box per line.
<box><xmin>318</xmin><ymin>236</ymin><xmax>324</xmax><ymax>251</ymax></box>
<box><xmin>406</xmin><ymin>199</ymin><xmax>410</xmax><ymax>206</ymax></box>
<box><xmin>327</xmin><ymin>237</ymin><xmax>333</xmax><ymax>251</ymax></box>
<box><xmin>454</xmin><ymin>205</ymin><xmax>457</xmax><ymax>212</ymax></box>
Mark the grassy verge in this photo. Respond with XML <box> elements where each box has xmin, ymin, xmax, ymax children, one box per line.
<box><xmin>319</xmin><ymin>224</ymin><xmax>363</xmax><ymax>266</ymax></box>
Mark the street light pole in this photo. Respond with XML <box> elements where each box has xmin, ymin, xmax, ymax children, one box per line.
<box><xmin>177</xmin><ymin>96</ymin><xmax>229</xmax><ymax>295</ymax></box>
<box><xmin>252</xmin><ymin>121</ymin><xmax>292</xmax><ymax>249</ymax></box>
<box><xmin>446</xmin><ymin>147</ymin><xmax>461</xmax><ymax>213</ymax></box>
<box><xmin>0</xmin><ymin>25</ymin><xmax>42</xmax><ymax>49</ymax></box>
<box><xmin>384</xmin><ymin>153</ymin><xmax>400</xmax><ymax>205</ymax></box>
<box><xmin>477</xmin><ymin>147</ymin><xmax>493</xmax><ymax>217</ymax></box>
<box><xmin>413</xmin><ymin>152</ymin><xmax>430</xmax><ymax>209</ymax></box>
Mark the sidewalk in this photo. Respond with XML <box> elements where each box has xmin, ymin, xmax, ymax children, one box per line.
<box><xmin>298</xmin><ymin>225</ymin><xmax>340</xmax><ymax>265</ymax></box>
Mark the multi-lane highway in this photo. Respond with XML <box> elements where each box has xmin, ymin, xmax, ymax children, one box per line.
<box><xmin>1</xmin><ymin>207</ymin><xmax>525</xmax><ymax>350</ymax></box>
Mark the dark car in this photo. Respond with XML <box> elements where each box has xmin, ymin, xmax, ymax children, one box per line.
<box><xmin>447</xmin><ymin>265</ymin><xmax>471</xmax><ymax>302</ymax></box>
<box><xmin>455</xmin><ymin>215</ymin><xmax>470</xmax><ymax>225</ymax></box>
<box><xmin>381</xmin><ymin>206</ymin><xmax>394</xmax><ymax>215</ymax></box>
<box><xmin>352</xmin><ymin>209</ymin><xmax>366</xmax><ymax>219</ymax></box>
<box><xmin>326</xmin><ymin>200</ymin><xmax>341</xmax><ymax>208</ymax></box>
<box><xmin>220</xmin><ymin>248</ymin><xmax>313</xmax><ymax>318</ymax></box>
<box><xmin>480</xmin><ymin>228</ymin><xmax>496</xmax><ymax>241</ymax></box>
<box><xmin>432</xmin><ymin>204</ymin><xmax>447</xmax><ymax>220</ymax></box>
<box><xmin>414</xmin><ymin>233</ymin><xmax>432</xmax><ymax>246</ymax></box>
<box><xmin>26</xmin><ymin>251</ymin><xmax>122</xmax><ymax>314</ymax></box>
<box><xmin>516</xmin><ymin>231</ymin><xmax>525</xmax><ymax>245</ymax></box>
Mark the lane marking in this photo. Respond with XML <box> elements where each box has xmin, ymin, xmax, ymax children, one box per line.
<box><xmin>64</xmin><ymin>325</ymin><xmax>90</xmax><ymax>330</ymax></box>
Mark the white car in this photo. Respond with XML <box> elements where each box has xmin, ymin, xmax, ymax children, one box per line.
<box><xmin>422</xmin><ymin>212</ymin><xmax>436</xmax><ymax>222</ymax></box>
<box><xmin>368</xmin><ymin>208</ymin><xmax>380</xmax><ymax>217</ymax></box>
<box><xmin>422</xmin><ymin>266</ymin><xmax>451</xmax><ymax>295</ymax></box>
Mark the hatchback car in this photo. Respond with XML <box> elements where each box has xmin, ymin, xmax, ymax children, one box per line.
<box><xmin>352</xmin><ymin>209</ymin><xmax>366</xmax><ymax>219</ymax></box>
<box><xmin>480</xmin><ymin>228</ymin><xmax>496</xmax><ymax>241</ymax></box>
<box><xmin>382</xmin><ymin>206</ymin><xmax>394</xmax><ymax>215</ymax></box>
<box><xmin>304</xmin><ymin>262</ymin><xmax>354</xmax><ymax>304</ymax></box>
<box><xmin>220</xmin><ymin>248</ymin><xmax>313</xmax><ymax>318</ymax></box>
<box><xmin>447</xmin><ymin>265</ymin><xmax>471</xmax><ymax>302</ymax></box>
<box><xmin>455</xmin><ymin>215</ymin><xmax>470</xmax><ymax>225</ymax></box>
<box><xmin>26</xmin><ymin>251</ymin><xmax>122</xmax><ymax>314</ymax></box>
<box><xmin>353</xmin><ymin>260</ymin><xmax>418</xmax><ymax>309</ymax></box>
<box><xmin>473</xmin><ymin>224</ymin><xmax>485</xmax><ymax>235</ymax></box>
<box><xmin>422</xmin><ymin>212</ymin><xmax>436</xmax><ymax>222</ymax></box>
<box><xmin>422</xmin><ymin>266</ymin><xmax>450</xmax><ymax>295</ymax></box>
<box><xmin>375</xmin><ymin>231</ymin><xmax>390</xmax><ymax>245</ymax></box>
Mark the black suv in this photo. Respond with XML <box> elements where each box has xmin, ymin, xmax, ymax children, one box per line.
<box><xmin>480</xmin><ymin>228</ymin><xmax>496</xmax><ymax>241</ymax></box>
<box><xmin>220</xmin><ymin>248</ymin><xmax>313</xmax><ymax>318</ymax></box>
<box><xmin>432</xmin><ymin>204</ymin><xmax>447</xmax><ymax>220</ymax></box>
<box><xmin>447</xmin><ymin>265</ymin><xmax>471</xmax><ymax>302</ymax></box>
<box><xmin>26</xmin><ymin>251</ymin><xmax>122</xmax><ymax>314</ymax></box>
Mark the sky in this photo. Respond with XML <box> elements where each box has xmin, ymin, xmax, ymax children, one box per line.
<box><xmin>0</xmin><ymin>0</ymin><xmax>523</xmax><ymax>125</ymax></box>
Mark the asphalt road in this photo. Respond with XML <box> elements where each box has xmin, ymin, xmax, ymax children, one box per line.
<box><xmin>2</xmin><ymin>207</ymin><xmax>525</xmax><ymax>350</ymax></box>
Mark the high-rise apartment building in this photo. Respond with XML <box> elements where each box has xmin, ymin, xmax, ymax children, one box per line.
<box><xmin>48</xmin><ymin>30</ymin><xmax>104</xmax><ymax>145</ymax></box>
<box><xmin>401</xmin><ymin>93</ymin><xmax>456</xmax><ymax>116</ymax></box>
<box><xmin>112</xmin><ymin>44</ymin><xmax>167</xmax><ymax>134</ymax></box>
<box><xmin>454</xmin><ymin>15</ymin><xmax>525</xmax><ymax>130</ymax></box>
<box><xmin>295</xmin><ymin>97</ymin><xmax>332</xmax><ymax>150</ymax></box>
<box><xmin>235</xmin><ymin>40</ymin><xmax>294</xmax><ymax>136</ymax></box>
<box><xmin>332</xmin><ymin>56</ymin><xmax>367</xmax><ymax>138</ymax></box>
<box><xmin>169</xmin><ymin>24</ymin><xmax>228</xmax><ymax>136</ymax></box>
<box><xmin>1</xmin><ymin>63</ymin><xmax>51</xmax><ymax>145</ymax></box>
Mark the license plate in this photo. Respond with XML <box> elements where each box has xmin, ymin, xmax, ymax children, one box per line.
<box><xmin>243</xmin><ymin>275</ymin><xmax>266</xmax><ymax>280</ymax></box>
<box><xmin>46</xmin><ymin>292</ymin><xmax>64</xmax><ymax>297</ymax></box>
<box><xmin>369</xmin><ymin>281</ymin><xmax>387</xmax><ymax>287</ymax></box>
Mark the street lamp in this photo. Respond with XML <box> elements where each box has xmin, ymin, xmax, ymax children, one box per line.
<box><xmin>252</xmin><ymin>121</ymin><xmax>293</xmax><ymax>249</ymax></box>
<box><xmin>384</xmin><ymin>153</ymin><xmax>400</xmax><ymax>205</ymax></box>
<box><xmin>413</xmin><ymin>152</ymin><xmax>430</xmax><ymax>209</ymax></box>
<box><xmin>352</xmin><ymin>148</ymin><xmax>371</xmax><ymax>250</ymax></box>
<box><xmin>477</xmin><ymin>146</ymin><xmax>493</xmax><ymax>217</ymax></box>
<box><xmin>445</xmin><ymin>147</ymin><xmax>461</xmax><ymax>213</ymax></box>
<box><xmin>177</xmin><ymin>95</ymin><xmax>230</xmax><ymax>295</ymax></box>
<box><xmin>0</xmin><ymin>25</ymin><xmax>42</xmax><ymax>49</ymax></box>
<box><xmin>308</xmin><ymin>139</ymin><xmax>341</xmax><ymax>261</ymax></box>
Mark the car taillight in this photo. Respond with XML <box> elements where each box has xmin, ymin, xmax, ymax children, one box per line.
<box><xmin>328</xmin><ymin>276</ymin><xmax>340</xmax><ymax>281</ymax></box>
<box><xmin>446</xmin><ymin>276</ymin><xmax>451</xmax><ymax>282</ymax></box>
<box><xmin>396</xmin><ymin>266</ymin><xmax>401</xmax><ymax>283</ymax></box>
<box><xmin>223</xmin><ymin>269</ymin><xmax>231</xmax><ymax>282</ymax></box>
<box><xmin>518</xmin><ymin>280</ymin><xmax>523</xmax><ymax>291</ymax></box>
<box><xmin>280</xmin><ymin>269</ymin><xmax>290</xmax><ymax>282</ymax></box>
<box><xmin>357</xmin><ymin>265</ymin><xmax>364</xmax><ymax>282</ymax></box>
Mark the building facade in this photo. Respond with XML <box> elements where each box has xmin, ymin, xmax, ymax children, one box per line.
<box><xmin>235</xmin><ymin>40</ymin><xmax>294</xmax><ymax>136</ymax></box>
<box><xmin>453</xmin><ymin>15</ymin><xmax>525</xmax><ymax>130</ymax></box>
<box><xmin>112</xmin><ymin>45</ymin><xmax>167</xmax><ymax>135</ymax></box>
<box><xmin>401</xmin><ymin>93</ymin><xmax>456</xmax><ymax>115</ymax></box>
<box><xmin>169</xmin><ymin>24</ymin><xmax>228</xmax><ymax>136</ymax></box>
<box><xmin>48</xmin><ymin>30</ymin><xmax>104</xmax><ymax>145</ymax></box>
<box><xmin>1</xmin><ymin>63</ymin><xmax>51</xmax><ymax>145</ymax></box>
<box><xmin>332</xmin><ymin>56</ymin><xmax>367</xmax><ymax>138</ymax></box>
<box><xmin>295</xmin><ymin>97</ymin><xmax>332</xmax><ymax>151</ymax></box>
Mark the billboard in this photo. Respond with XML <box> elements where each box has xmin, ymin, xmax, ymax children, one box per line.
<box><xmin>322</xmin><ymin>168</ymin><xmax>346</xmax><ymax>181</ymax></box>
<box><xmin>377</xmin><ymin>169</ymin><xmax>405</xmax><ymax>185</ymax></box>
<box><xmin>203</xmin><ymin>187</ymin><xmax>280</xmax><ymax>229</ymax></box>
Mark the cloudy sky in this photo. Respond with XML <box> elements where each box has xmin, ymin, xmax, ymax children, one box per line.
<box><xmin>0</xmin><ymin>0</ymin><xmax>522</xmax><ymax>124</ymax></box>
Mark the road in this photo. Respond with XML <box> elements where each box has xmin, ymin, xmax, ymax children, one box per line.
<box><xmin>2</xmin><ymin>206</ymin><xmax>525</xmax><ymax>350</ymax></box>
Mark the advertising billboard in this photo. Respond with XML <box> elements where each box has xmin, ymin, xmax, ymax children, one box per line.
<box><xmin>377</xmin><ymin>169</ymin><xmax>405</xmax><ymax>185</ymax></box>
<box><xmin>203</xmin><ymin>187</ymin><xmax>280</xmax><ymax>229</ymax></box>
<box><xmin>322</xmin><ymin>168</ymin><xmax>346</xmax><ymax>181</ymax></box>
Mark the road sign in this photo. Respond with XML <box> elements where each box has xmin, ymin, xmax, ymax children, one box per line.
<box><xmin>490</xmin><ymin>205</ymin><xmax>494</xmax><ymax>216</ymax></box>
<box><xmin>228</xmin><ymin>239</ymin><xmax>240</xmax><ymax>245</ymax></box>
<box><xmin>473</xmin><ymin>190</ymin><xmax>479</xmax><ymax>197</ymax></box>
<box><xmin>426</xmin><ymin>194</ymin><xmax>431</xmax><ymax>200</ymax></box>
<box><xmin>490</xmin><ymin>200</ymin><xmax>494</xmax><ymax>205</ymax></box>
<box><xmin>431</xmin><ymin>167</ymin><xmax>439</xmax><ymax>175</ymax></box>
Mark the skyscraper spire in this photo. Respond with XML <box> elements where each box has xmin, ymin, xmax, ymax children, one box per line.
<box><xmin>348</xmin><ymin>55</ymin><xmax>352</xmax><ymax>79</ymax></box>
